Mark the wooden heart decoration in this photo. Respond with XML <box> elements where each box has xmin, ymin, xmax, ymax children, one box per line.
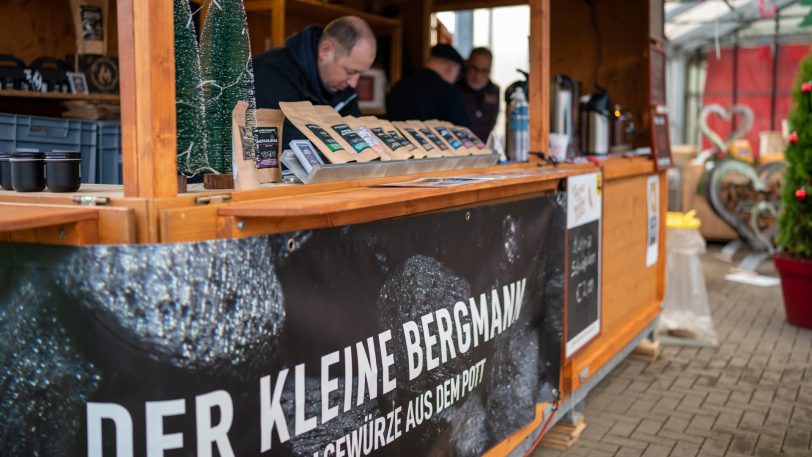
<box><xmin>705</xmin><ymin>160</ymin><xmax>784</xmax><ymax>253</ymax></box>
<box><xmin>699</xmin><ymin>104</ymin><xmax>754</xmax><ymax>153</ymax></box>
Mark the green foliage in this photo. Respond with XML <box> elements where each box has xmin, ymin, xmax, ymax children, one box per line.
<box><xmin>802</xmin><ymin>1</ymin><xmax>812</xmax><ymax>27</ymax></box>
<box><xmin>777</xmin><ymin>52</ymin><xmax>812</xmax><ymax>258</ymax></box>
<box><xmin>199</xmin><ymin>0</ymin><xmax>257</xmax><ymax>174</ymax></box>
<box><xmin>174</xmin><ymin>0</ymin><xmax>211</xmax><ymax>176</ymax></box>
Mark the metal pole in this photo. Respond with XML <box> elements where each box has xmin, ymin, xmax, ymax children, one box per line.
<box><xmin>732</xmin><ymin>30</ymin><xmax>739</xmax><ymax>131</ymax></box>
<box><xmin>770</xmin><ymin>8</ymin><xmax>781</xmax><ymax>131</ymax></box>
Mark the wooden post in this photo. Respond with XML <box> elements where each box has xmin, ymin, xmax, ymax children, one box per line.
<box><xmin>272</xmin><ymin>0</ymin><xmax>286</xmax><ymax>47</ymax></box>
<box><xmin>118</xmin><ymin>0</ymin><xmax>178</xmax><ymax>198</ymax></box>
<box><xmin>529</xmin><ymin>0</ymin><xmax>550</xmax><ymax>160</ymax></box>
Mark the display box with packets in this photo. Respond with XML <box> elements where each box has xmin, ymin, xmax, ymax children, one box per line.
<box><xmin>270</xmin><ymin>102</ymin><xmax>497</xmax><ymax>185</ymax></box>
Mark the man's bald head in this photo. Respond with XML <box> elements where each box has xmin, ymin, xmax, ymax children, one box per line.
<box><xmin>320</xmin><ymin>16</ymin><xmax>376</xmax><ymax>57</ymax></box>
<box><xmin>317</xmin><ymin>16</ymin><xmax>377</xmax><ymax>93</ymax></box>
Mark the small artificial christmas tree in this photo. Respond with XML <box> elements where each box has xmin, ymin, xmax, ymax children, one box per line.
<box><xmin>777</xmin><ymin>51</ymin><xmax>812</xmax><ymax>259</ymax></box>
<box><xmin>199</xmin><ymin>0</ymin><xmax>257</xmax><ymax>175</ymax></box>
<box><xmin>174</xmin><ymin>0</ymin><xmax>211</xmax><ymax>176</ymax></box>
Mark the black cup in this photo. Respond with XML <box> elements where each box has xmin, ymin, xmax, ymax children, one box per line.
<box><xmin>0</xmin><ymin>153</ymin><xmax>11</xmax><ymax>190</ymax></box>
<box><xmin>11</xmin><ymin>151</ymin><xmax>46</xmax><ymax>192</ymax></box>
<box><xmin>45</xmin><ymin>151</ymin><xmax>82</xmax><ymax>192</ymax></box>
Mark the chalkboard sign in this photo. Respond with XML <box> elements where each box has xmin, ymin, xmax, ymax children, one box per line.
<box><xmin>649</xmin><ymin>45</ymin><xmax>666</xmax><ymax>106</ymax></box>
<box><xmin>651</xmin><ymin>111</ymin><xmax>673</xmax><ymax>170</ymax></box>
<box><xmin>566</xmin><ymin>172</ymin><xmax>602</xmax><ymax>358</ymax></box>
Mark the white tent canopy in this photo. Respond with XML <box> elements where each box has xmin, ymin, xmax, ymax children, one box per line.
<box><xmin>666</xmin><ymin>0</ymin><xmax>807</xmax><ymax>55</ymax></box>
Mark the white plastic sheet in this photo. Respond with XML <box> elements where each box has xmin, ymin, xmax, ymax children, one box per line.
<box><xmin>659</xmin><ymin>227</ymin><xmax>718</xmax><ymax>345</ymax></box>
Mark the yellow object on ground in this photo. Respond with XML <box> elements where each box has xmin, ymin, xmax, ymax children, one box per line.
<box><xmin>667</xmin><ymin>210</ymin><xmax>702</xmax><ymax>230</ymax></box>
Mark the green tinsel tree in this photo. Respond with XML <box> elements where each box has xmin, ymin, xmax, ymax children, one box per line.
<box><xmin>199</xmin><ymin>0</ymin><xmax>257</xmax><ymax>174</ymax></box>
<box><xmin>777</xmin><ymin>51</ymin><xmax>812</xmax><ymax>258</ymax></box>
<box><xmin>174</xmin><ymin>0</ymin><xmax>211</xmax><ymax>176</ymax></box>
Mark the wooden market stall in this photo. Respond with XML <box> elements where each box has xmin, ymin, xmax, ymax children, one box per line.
<box><xmin>0</xmin><ymin>0</ymin><xmax>668</xmax><ymax>455</ymax></box>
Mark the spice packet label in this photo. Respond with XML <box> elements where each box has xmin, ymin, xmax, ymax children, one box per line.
<box><xmin>254</xmin><ymin>126</ymin><xmax>279</xmax><ymax>168</ymax></box>
<box><xmin>405</xmin><ymin>128</ymin><xmax>434</xmax><ymax>150</ymax></box>
<box><xmin>306</xmin><ymin>124</ymin><xmax>344</xmax><ymax>152</ymax></box>
<box><xmin>238</xmin><ymin>126</ymin><xmax>253</xmax><ymax>160</ymax></box>
<box><xmin>354</xmin><ymin>127</ymin><xmax>387</xmax><ymax>154</ymax></box>
<box><xmin>435</xmin><ymin>126</ymin><xmax>462</xmax><ymax>149</ymax></box>
<box><xmin>331</xmin><ymin>123</ymin><xmax>372</xmax><ymax>153</ymax></box>
<box><xmin>388</xmin><ymin>130</ymin><xmax>413</xmax><ymax>148</ymax></box>
<box><xmin>450</xmin><ymin>128</ymin><xmax>476</xmax><ymax>148</ymax></box>
<box><xmin>420</xmin><ymin>128</ymin><xmax>449</xmax><ymax>150</ymax></box>
<box><xmin>291</xmin><ymin>140</ymin><xmax>325</xmax><ymax>174</ymax></box>
<box><xmin>371</xmin><ymin>127</ymin><xmax>404</xmax><ymax>150</ymax></box>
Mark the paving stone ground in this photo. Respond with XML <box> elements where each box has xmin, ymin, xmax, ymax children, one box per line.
<box><xmin>532</xmin><ymin>244</ymin><xmax>812</xmax><ymax>457</ymax></box>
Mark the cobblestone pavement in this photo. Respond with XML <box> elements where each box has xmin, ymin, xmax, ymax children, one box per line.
<box><xmin>533</xmin><ymin>245</ymin><xmax>812</xmax><ymax>457</ymax></box>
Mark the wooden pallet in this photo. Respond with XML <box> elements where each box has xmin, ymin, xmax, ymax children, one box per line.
<box><xmin>540</xmin><ymin>415</ymin><xmax>586</xmax><ymax>450</ymax></box>
<box><xmin>631</xmin><ymin>338</ymin><xmax>661</xmax><ymax>362</ymax></box>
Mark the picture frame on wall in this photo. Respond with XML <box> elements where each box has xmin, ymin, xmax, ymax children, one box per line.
<box><xmin>651</xmin><ymin>110</ymin><xmax>673</xmax><ymax>170</ymax></box>
<box><xmin>66</xmin><ymin>72</ymin><xmax>89</xmax><ymax>94</ymax></box>
<box><xmin>357</xmin><ymin>68</ymin><xmax>387</xmax><ymax>115</ymax></box>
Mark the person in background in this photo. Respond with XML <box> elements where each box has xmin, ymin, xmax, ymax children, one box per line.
<box><xmin>253</xmin><ymin>16</ymin><xmax>377</xmax><ymax>140</ymax></box>
<box><xmin>385</xmin><ymin>44</ymin><xmax>470</xmax><ymax>127</ymax></box>
<box><xmin>457</xmin><ymin>47</ymin><xmax>500</xmax><ymax>141</ymax></box>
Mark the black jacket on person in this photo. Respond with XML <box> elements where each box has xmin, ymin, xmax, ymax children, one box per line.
<box><xmin>385</xmin><ymin>69</ymin><xmax>471</xmax><ymax>127</ymax></box>
<box><xmin>253</xmin><ymin>25</ymin><xmax>361</xmax><ymax>143</ymax></box>
<box><xmin>456</xmin><ymin>79</ymin><xmax>500</xmax><ymax>142</ymax></box>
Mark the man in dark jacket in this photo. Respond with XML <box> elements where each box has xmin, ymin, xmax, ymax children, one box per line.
<box><xmin>253</xmin><ymin>16</ymin><xmax>377</xmax><ymax>142</ymax></box>
<box><xmin>385</xmin><ymin>44</ymin><xmax>470</xmax><ymax>127</ymax></box>
<box><xmin>457</xmin><ymin>47</ymin><xmax>500</xmax><ymax>141</ymax></box>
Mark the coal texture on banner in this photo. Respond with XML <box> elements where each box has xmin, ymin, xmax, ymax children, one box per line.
<box><xmin>0</xmin><ymin>195</ymin><xmax>565</xmax><ymax>457</ymax></box>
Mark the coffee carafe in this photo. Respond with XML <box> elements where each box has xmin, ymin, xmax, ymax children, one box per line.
<box><xmin>551</xmin><ymin>75</ymin><xmax>579</xmax><ymax>153</ymax></box>
<box><xmin>579</xmin><ymin>90</ymin><xmax>612</xmax><ymax>155</ymax></box>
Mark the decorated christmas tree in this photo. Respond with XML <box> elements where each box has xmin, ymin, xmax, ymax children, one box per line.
<box><xmin>174</xmin><ymin>0</ymin><xmax>211</xmax><ymax>176</ymax></box>
<box><xmin>199</xmin><ymin>0</ymin><xmax>257</xmax><ymax>174</ymax></box>
<box><xmin>777</xmin><ymin>52</ymin><xmax>812</xmax><ymax>259</ymax></box>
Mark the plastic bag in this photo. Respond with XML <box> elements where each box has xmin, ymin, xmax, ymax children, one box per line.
<box><xmin>658</xmin><ymin>227</ymin><xmax>718</xmax><ymax>345</ymax></box>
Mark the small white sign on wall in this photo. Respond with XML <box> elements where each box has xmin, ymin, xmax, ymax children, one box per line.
<box><xmin>646</xmin><ymin>174</ymin><xmax>660</xmax><ymax>267</ymax></box>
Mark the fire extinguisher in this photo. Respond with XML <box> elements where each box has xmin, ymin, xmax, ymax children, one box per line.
<box><xmin>508</xmin><ymin>86</ymin><xmax>529</xmax><ymax>162</ymax></box>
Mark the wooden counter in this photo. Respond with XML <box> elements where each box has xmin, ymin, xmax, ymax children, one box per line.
<box><xmin>0</xmin><ymin>163</ymin><xmax>587</xmax><ymax>245</ymax></box>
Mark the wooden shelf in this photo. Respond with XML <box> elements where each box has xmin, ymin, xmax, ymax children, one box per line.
<box><xmin>246</xmin><ymin>0</ymin><xmax>399</xmax><ymax>28</ymax></box>
<box><xmin>0</xmin><ymin>89</ymin><xmax>119</xmax><ymax>103</ymax></box>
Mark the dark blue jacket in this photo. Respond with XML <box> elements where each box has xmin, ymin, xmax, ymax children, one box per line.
<box><xmin>253</xmin><ymin>25</ymin><xmax>361</xmax><ymax>143</ymax></box>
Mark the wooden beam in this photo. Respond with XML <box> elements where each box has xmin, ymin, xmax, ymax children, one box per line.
<box><xmin>118</xmin><ymin>0</ymin><xmax>178</xmax><ymax>198</ymax></box>
<box><xmin>529</xmin><ymin>0</ymin><xmax>550</xmax><ymax>160</ymax></box>
<box><xmin>0</xmin><ymin>205</ymin><xmax>97</xmax><ymax>233</ymax></box>
<box><xmin>432</xmin><ymin>0</ymin><xmax>526</xmax><ymax>12</ymax></box>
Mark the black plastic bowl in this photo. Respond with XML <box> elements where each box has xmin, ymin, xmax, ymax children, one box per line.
<box><xmin>45</xmin><ymin>151</ymin><xmax>82</xmax><ymax>192</ymax></box>
<box><xmin>10</xmin><ymin>151</ymin><xmax>46</xmax><ymax>192</ymax></box>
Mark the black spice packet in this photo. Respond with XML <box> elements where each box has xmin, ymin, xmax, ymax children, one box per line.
<box><xmin>331</xmin><ymin>124</ymin><xmax>371</xmax><ymax>153</ymax></box>
<box><xmin>306</xmin><ymin>124</ymin><xmax>344</xmax><ymax>152</ymax></box>
<box><xmin>254</xmin><ymin>126</ymin><xmax>279</xmax><ymax>168</ymax></box>
<box><xmin>420</xmin><ymin>128</ymin><xmax>449</xmax><ymax>150</ymax></box>
<box><xmin>388</xmin><ymin>130</ymin><xmax>413</xmax><ymax>149</ymax></box>
<box><xmin>238</xmin><ymin>126</ymin><xmax>253</xmax><ymax>160</ymax></box>
<box><xmin>435</xmin><ymin>126</ymin><xmax>462</xmax><ymax>149</ymax></box>
<box><xmin>405</xmin><ymin>128</ymin><xmax>434</xmax><ymax>150</ymax></box>
<box><xmin>372</xmin><ymin>127</ymin><xmax>403</xmax><ymax>150</ymax></box>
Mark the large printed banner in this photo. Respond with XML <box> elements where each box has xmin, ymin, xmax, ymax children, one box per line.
<box><xmin>0</xmin><ymin>195</ymin><xmax>565</xmax><ymax>457</ymax></box>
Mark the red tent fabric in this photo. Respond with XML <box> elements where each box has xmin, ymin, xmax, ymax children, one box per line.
<box><xmin>701</xmin><ymin>44</ymin><xmax>809</xmax><ymax>155</ymax></box>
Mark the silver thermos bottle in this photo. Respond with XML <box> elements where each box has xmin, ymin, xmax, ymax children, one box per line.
<box><xmin>507</xmin><ymin>87</ymin><xmax>529</xmax><ymax>162</ymax></box>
